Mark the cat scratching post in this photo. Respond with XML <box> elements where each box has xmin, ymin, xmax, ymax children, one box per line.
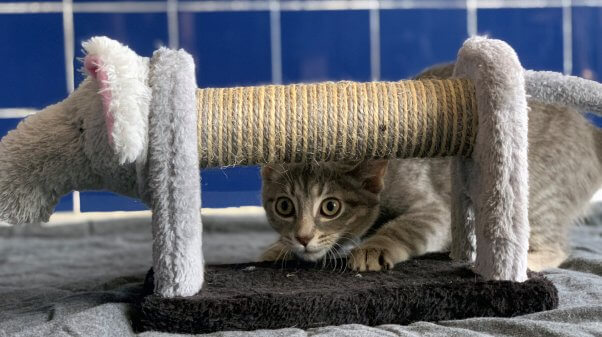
<box><xmin>17</xmin><ymin>35</ymin><xmax>602</xmax><ymax>331</ymax></box>
<box><xmin>150</xmin><ymin>36</ymin><xmax>527</xmax><ymax>298</ymax></box>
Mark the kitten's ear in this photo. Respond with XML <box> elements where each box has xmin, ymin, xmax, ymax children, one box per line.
<box><xmin>261</xmin><ymin>165</ymin><xmax>275</xmax><ymax>182</ymax></box>
<box><xmin>350</xmin><ymin>160</ymin><xmax>388</xmax><ymax>193</ymax></box>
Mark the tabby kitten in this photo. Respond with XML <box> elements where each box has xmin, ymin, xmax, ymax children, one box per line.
<box><xmin>260</xmin><ymin>65</ymin><xmax>602</xmax><ymax>272</ymax></box>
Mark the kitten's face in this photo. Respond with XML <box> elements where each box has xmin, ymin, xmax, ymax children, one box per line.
<box><xmin>261</xmin><ymin>161</ymin><xmax>387</xmax><ymax>262</ymax></box>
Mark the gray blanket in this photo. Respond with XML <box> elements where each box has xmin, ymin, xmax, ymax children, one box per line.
<box><xmin>1</xmin><ymin>207</ymin><xmax>601</xmax><ymax>337</ymax></box>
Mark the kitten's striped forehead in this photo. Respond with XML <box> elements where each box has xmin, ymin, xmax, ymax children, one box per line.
<box><xmin>275</xmin><ymin>165</ymin><xmax>336</xmax><ymax>197</ymax></box>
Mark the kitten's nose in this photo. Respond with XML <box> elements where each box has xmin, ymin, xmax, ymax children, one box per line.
<box><xmin>295</xmin><ymin>235</ymin><xmax>314</xmax><ymax>246</ymax></box>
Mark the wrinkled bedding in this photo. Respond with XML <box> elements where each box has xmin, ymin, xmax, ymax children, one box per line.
<box><xmin>0</xmin><ymin>206</ymin><xmax>601</xmax><ymax>337</ymax></box>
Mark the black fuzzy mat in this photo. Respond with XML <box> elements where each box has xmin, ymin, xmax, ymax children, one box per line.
<box><xmin>136</xmin><ymin>253</ymin><xmax>558</xmax><ymax>334</ymax></box>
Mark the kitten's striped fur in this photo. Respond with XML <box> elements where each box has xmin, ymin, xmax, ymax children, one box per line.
<box><xmin>260</xmin><ymin>65</ymin><xmax>602</xmax><ymax>272</ymax></box>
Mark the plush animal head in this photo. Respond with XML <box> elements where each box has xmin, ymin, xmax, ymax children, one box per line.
<box><xmin>0</xmin><ymin>37</ymin><xmax>151</xmax><ymax>224</ymax></box>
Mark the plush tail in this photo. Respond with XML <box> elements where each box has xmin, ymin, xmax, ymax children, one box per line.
<box><xmin>525</xmin><ymin>70</ymin><xmax>602</xmax><ymax>116</ymax></box>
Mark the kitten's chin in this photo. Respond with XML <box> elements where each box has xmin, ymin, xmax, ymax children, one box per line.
<box><xmin>294</xmin><ymin>249</ymin><xmax>328</xmax><ymax>262</ymax></box>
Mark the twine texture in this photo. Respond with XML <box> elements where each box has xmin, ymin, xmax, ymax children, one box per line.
<box><xmin>197</xmin><ymin>79</ymin><xmax>477</xmax><ymax>168</ymax></box>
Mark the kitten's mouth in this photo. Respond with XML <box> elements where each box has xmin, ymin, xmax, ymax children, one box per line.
<box><xmin>293</xmin><ymin>247</ymin><xmax>328</xmax><ymax>262</ymax></box>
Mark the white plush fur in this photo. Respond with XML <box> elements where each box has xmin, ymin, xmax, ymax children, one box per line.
<box><xmin>82</xmin><ymin>36</ymin><xmax>152</xmax><ymax>164</ymax></box>
<box><xmin>452</xmin><ymin>36</ymin><xmax>530</xmax><ymax>282</ymax></box>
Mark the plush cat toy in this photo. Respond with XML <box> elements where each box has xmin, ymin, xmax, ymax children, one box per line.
<box><xmin>1</xmin><ymin>36</ymin><xmax>602</xmax><ymax>303</ymax></box>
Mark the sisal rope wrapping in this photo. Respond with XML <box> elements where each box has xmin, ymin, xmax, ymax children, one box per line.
<box><xmin>197</xmin><ymin>79</ymin><xmax>477</xmax><ymax>168</ymax></box>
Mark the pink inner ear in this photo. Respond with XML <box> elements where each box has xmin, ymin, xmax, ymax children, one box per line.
<box><xmin>84</xmin><ymin>55</ymin><xmax>114</xmax><ymax>145</ymax></box>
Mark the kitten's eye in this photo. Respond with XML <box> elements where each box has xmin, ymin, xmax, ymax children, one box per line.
<box><xmin>320</xmin><ymin>198</ymin><xmax>341</xmax><ymax>218</ymax></box>
<box><xmin>275</xmin><ymin>197</ymin><xmax>295</xmax><ymax>217</ymax></box>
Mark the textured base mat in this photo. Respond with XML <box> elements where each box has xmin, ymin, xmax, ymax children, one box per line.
<box><xmin>136</xmin><ymin>253</ymin><xmax>558</xmax><ymax>334</ymax></box>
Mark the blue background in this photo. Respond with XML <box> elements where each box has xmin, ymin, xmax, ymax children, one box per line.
<box><xmin>0</xmin><ymin>1</ymin><xmax>600</xmax><ymax>212</ymax></box>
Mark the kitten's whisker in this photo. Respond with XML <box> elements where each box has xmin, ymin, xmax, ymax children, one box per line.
<box><xmin>327</xmin><ymin>250</ymin><xmax>337</xmax><ymax>272</ymax></box>
<box><xmin>328</xmin><ymin>248</ymin><xmax>338</xmax><ymax>273</ymax></box>
<box><xmin>274</xmin><ymin>245</ymin><xmax>286</xmax><ymax>264</ymax></box>
<box><xmin>332</xmin><ymin>242</ymin><xmax>346</xmax><ymax>273</ymax></box>
<box><xmin>279</xmin><ymin>248</ymin><xmax>289</xmax><ymax>271</ymax></box>
<box><xmin>273</xmin><ymin>244</ymin><xmax>291</xmax><ymax>271</ymax></box>
<box><xmin>339</xmin><ymin>232</ymin><xmax>362</xmax><ymax>248</ymax></box>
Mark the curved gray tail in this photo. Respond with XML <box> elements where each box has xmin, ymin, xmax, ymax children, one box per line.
<box><xmin>525</xmin><ymin>70</ymin><xmax>602</xmax><ymax>115</ymax></box>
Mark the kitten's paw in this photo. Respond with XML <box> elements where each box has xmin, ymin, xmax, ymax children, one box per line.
<box><xmin>348</xmin><ymin>247</ymin><xmax>394</xmax><ymax>271</ymax></box>
<box><xmin>527</xmin><ymin>250</ymin><xmax>567</xmax><ymax>271</ymax></box>
<box><xmin>259</xmin><ymin>241</ymin><xmax>290</xmax><ymax>262</ymax></box>
<box><xmin>348</xmin><ymin>239</ymin><xmax>410</xmax><ymax>272</ymax></box>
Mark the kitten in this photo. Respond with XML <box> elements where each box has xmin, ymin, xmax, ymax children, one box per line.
<box><xmin>260</xmin><ymin>65</ymin><xmax>602</xmax><ymax>272</ymax></box>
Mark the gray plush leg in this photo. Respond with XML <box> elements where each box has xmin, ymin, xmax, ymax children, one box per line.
<box><xmin>454</xmin><ymin>37</ymin><xmax>529</xmax><ymax>282</ymax></box>
<box><xmin>145</xmin><ymin>47</ymin><xmax>203</xmax><ymax>297</ymax></box>
<box><xmin>449</xmin><ymin>158</ymin><xmax>476</xmax><ymax>263</ymax></box>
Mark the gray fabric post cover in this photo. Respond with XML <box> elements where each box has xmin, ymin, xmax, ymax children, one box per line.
<box><xmin>144</xmin><ymin>47</ymin><xmax>203</xmax><ymax>298</ymax></box>
<box><xmin>451</xmin><ymin>37</ymin><xmax>530</xmax><ymax>282</ymax></box>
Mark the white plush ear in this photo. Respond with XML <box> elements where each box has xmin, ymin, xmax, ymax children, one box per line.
<box><xmin>82</xmin><ymin>36</ymin><xmax>151</xmax><ymax>164</ymax></box>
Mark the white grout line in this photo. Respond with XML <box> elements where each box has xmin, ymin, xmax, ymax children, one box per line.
<box><xmin>269</xmin><ymin>0</ymin><xmax>282</xmax><ymax>84</ymax></box>
<box><xmin>562</xmin><ymin>0</ymin><xmax>573</xmax><ymax>75</ymax></box>
<box><xmin>0</xmin><ymin>109</ymin><xmax>37</xmax><ymax>118</ymax></box>
<box><xmin>466</xmin><ymin>0</ymin><xmax>478</xmax><ymax>37</ymax></box>
<box><xmin>592</xmin><ymin>189</ymin><xmax>602</xmax><ymax>202</ymax></box>
<box><xmin>476</xmin><ymin>0</ymin><xmax>564</xmax><ymax>7</ymax></box>
<box><xmin>73</xmin><ymin>1</ymin><xmax>166</xmax><ymax>13</ymax></box>
<box><xmin>377</xmin><ymin>0</ymin><xmax>465</xmax><ymax>9</ymax></box>
<box><xmin>6</xmin><ymin>0</ymin><xmax>602</xmax><ymax>14</ymax></box>
<box><xmin>178</xmin><ymin>0</ymin><xmax>270</xmax><ymax>12</ymax></box>
<box><xmin>62</xmin><ymin>0</ymin><xmax>75</xmax><ymax>94</ymax></box>
<box><xmin>72</xmin><ymin>192</ymin><xmax>81</xmax><ymax>214</ymax></box>
<box><xmin>280</xmin><ymin>0</ymin><xmax>376</xmax><ymax>11</ymax></box>
<box><xmin>62</xmin><ymin>0</ymin><xmax>80</xmax><ymax>214</ymax></box>
<box><xmin>369</xmin><ymin>4</ymin><xmax>381</xmax><ymax>81</ymax></box>
<box><xmin>574</xmin><ymin>0</ymin><xmax>602</xmax><ymax>5</ymax></box>
<box><xmin>167</xmin><ymin>0</ymin><xmax>179</xmax><ymax>49</ymax></box>
<box><xmin>0</xmin><ymin>206</ymin><xmax>268</xmax><ymax>226</ymax></box>
<box><xmin>0</xmin><ymin>2</ymin><xmax>62</xmax><ymax>13</ymax></box>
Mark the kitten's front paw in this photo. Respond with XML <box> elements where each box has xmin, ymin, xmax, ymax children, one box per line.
<box><xmin>348</xmin><ymin>239</ymin><xmax>410</xmax><ymax>272</ymax></box>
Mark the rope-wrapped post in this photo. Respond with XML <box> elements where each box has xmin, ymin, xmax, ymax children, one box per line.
<box><xmin>196</xmin><ymin>79</ymin><xmax>478</xmax><ymax>167</ymax></box>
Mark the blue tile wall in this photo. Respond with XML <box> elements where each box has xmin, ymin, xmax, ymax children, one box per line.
<box><xmin>0</xmin><ymin>118</ymin><xmax>22</xmax><ymax>139</ymax></box>
<box><xmin>380</xmin><ymin>9</ymin><xmax>467</xmax><ymax>80</ymax></box>
<box><xmin>573</xmin><ymin>7</ymin><xmax>602</xmax><ymax>127</ymax></box>
<box><xmin>1</xmin><ymin>3</ymin><xmax>600</xmax><ymax>212</ymax></box>
<box><xmin>80</xmin><ymin>191</ymin><xmax>146</xmax><ymax>212</ymax></box>
<box><xmin>202</xmin><ymin>167</ymin><xmax>263</xmax><ymax>207</ymax></box>
<box><xmin>0</xmin><ymin>14</ymin><xmax>67</xmax><ymax>109</ymax></box>
<box><xmin>179</xmin><ymin>11</ymin><xmax>272</xmax><ymax>87</ymax></box>
<box><xmin>573</xmin><ymin>7</ymin><xmax>602</xmax><ymax>80</ymax></box>
<box><xmin>477</xmin><ymin>8</ymin><xmax>564</xmax><ymax>72</ymax></box>
<box><xmin>281</xmin><ymin>10</ymin><xmax>371</xmax><ymax>83</ymax></box>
